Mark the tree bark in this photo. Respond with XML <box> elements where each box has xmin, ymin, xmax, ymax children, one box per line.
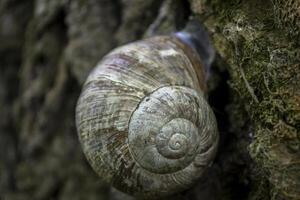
<box><xmin>190</xmin><ymin>1</ymin><xmax>300</xmax><ymax>199</ymax></box>
<box><xmin>0</xmin><ymin>0</ymin><xmax>299</xmax><ymax>200</ymax></box>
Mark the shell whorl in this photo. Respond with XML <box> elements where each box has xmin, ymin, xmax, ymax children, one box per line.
<box><xmin>76</xmin><ymin>36</ymin><xmax>219</xmax><ymax>198</ymax></box>
<box><xmin>128</xmin><ymin>86</ymin><xmax>216</xmax><ymax>175</ymax></box>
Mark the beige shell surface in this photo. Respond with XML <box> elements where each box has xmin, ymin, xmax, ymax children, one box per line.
<box><xmin>75</xmin><ymin>36</ymin><xmax>219</xmax><ymax>198</ymax></box>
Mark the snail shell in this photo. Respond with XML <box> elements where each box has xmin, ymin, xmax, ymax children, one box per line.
<box><xmin>76</xmin><ymin>30</ymin><xmax>219</xmax><ymax>198</ymax></box>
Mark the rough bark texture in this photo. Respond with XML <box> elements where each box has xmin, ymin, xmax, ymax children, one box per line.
<box><xmin>0</xmin><ymin>0</ymin><xmax>299</xmax><ymax>200</ymax></box>
<box><xmin>190</xmin><ymin>0</ymin><xmax>300</xmax><ymax>199</ymax></box>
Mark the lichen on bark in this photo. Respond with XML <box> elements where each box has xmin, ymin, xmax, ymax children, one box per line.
<box><xmin>190</xmin><ymin>0</ymin><xmax>300</xmax><ymax>199</ymax></box>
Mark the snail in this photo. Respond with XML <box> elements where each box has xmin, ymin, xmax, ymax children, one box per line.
<box><xmin>75</xmin><ymin>20</ymin><xmax>219</xmax><ymax>198</ymax></box>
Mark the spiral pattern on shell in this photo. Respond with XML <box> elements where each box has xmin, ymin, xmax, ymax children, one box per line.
<box><xmin>76</xmin><ymin>36</ymin><xmax>219</xmax><ymax>198</ymax></box>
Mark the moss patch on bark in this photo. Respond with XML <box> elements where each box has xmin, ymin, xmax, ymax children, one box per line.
<box><xmin>190</xmin><ymin>0</ymin><xmax>300</xmax><ymax>199</ymax></box>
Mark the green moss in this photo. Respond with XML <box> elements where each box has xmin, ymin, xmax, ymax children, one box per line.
<box><xmin>191</xmin><ymin>0</ymin><xmax>300</xmax><ymax>199</ymax></box>
<box><xmin>272</xmin><ymin>0</ymin><xmax>300</xmax><ymax>39</ymax></box>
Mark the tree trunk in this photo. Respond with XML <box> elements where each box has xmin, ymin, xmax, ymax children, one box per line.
<box><xmin>0</xmin><ymin>0</ymin><xmax>299</xmax><ymax>199</ymax></box>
